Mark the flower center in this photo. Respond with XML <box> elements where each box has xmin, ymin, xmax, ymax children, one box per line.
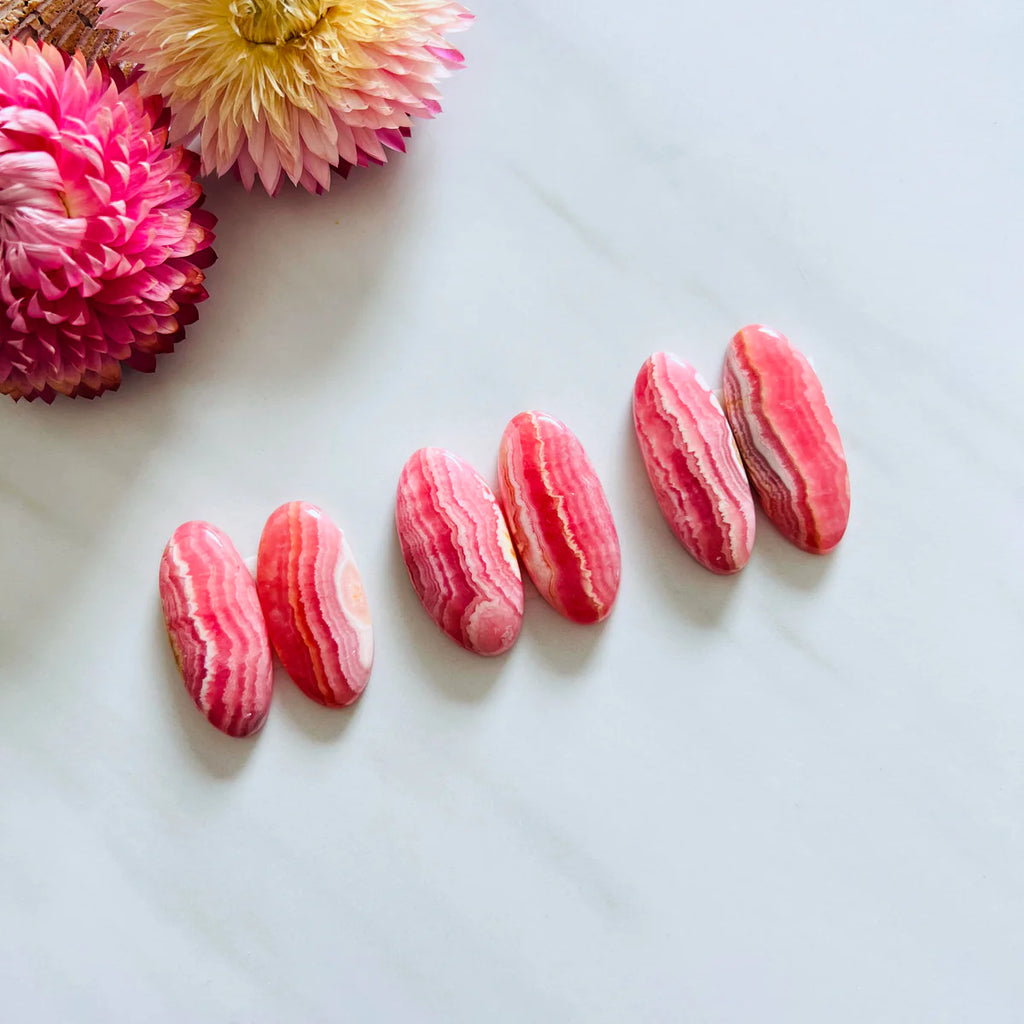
<box><xmin>230</xmin><ymin>0</ymin><xmax>326</xmax><ymax>44</ymax></box>
<box><xmin>0</xmin><ymin>154</ymin><xmax>64</xmax><ymax>241</ymax></box>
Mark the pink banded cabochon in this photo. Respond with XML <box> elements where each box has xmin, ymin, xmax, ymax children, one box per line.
<box><xmin>396</xmin><ymin>448</ymin><xmax>524</xmax><ymax>656</ymax></box>
<box><xmin>633</xmin><ymin>353</ymin><xmax>756</xmax><ymax>573</ymax></box>
<box><xmin>498</xmin><ymin>411</ymin><xmax>621</xmax><ymax>624</ymax></box>
<box><xmin>256</xmin><ymin>502</ymin><xmax>373</xmax><ymax>708</ymax></box>
<box><xmin>722</xmin><ymin>325</ymin><xmax>850</xmax><ymax>554</ymax></box>
<box><xmin>159</xmin><ymin>521</ymin><xmax>273</xmax><ymax>737</ymax></box>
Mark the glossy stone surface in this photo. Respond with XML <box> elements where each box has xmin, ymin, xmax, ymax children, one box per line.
<box><xmin>633</xmin><ymin>352</ymin><xmax>756</xmax><ymax>573</ymax></box>
<box><xmin>396</xmin><ymin>447</ymin><xmax>524</xmax><ymax>656</ymax></box>
<box><xmin>257</xmin><ymin>501</ymin><xmax>373</xmax><ymax>708</ymax></box>
<box><xmin>722</xmin><ymin>324</ymin><xmax>851</xmax><ymax>554</ymax></box>
<box><xmin>158</xmin><ymin>521</ymin><xmax>273</xmax><ymax>737</ymax></box>
<box><xmin>498</xmin><ymin>411</ymin><xmax>620</xmax><ymax>624</ymax></box>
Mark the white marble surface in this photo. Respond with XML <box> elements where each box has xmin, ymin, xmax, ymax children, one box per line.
<box><xmin>2</xmin><ymin>1</ymin><xmax>1023</xmax><ymax>1020</ymax></box>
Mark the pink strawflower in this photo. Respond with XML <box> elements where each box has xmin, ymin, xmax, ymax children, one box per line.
<box><xmin>98</xmin><ymin>0</ymin><xmax>473</xmax><ymax>194</ymax></box>
<box><xmin>0</xmin><ymin>39</ymin><xmax>216</xmax><ymax>402</ymax></box>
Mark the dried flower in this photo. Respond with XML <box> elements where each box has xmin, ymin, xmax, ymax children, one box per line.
<box><xmin>0</xmin><ymin>40</ymin><xmax>216</xmax><ymax>402</ymax></box>
<box><xmin>100</xmin><ymin>0</ymin><xmax>473</xmax><ymax>193</ymax></box>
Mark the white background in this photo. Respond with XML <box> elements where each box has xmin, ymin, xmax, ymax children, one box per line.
<box><xmin>2</xmin><ymin>1</ymin><xmax>1023</xmax><ymax>1020</ymax></box>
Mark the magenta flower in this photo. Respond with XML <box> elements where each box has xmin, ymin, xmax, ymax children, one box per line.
<box><xmin>0</xmin><ymin>39</ymin><xmax>216</xmax><ymax>402</ymax></box>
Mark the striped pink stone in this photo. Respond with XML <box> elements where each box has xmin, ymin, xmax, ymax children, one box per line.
<box><xmin>396</xmin><ymin>447</ymin><xmax>524</xmax><ymax>656</ymax></box>
<box><xmin>158</xmin><ymin>521</ymin><xmax>273</xmax><ymax>737</ymax></box>
<box><xmin>633</xmin><ymin>352</ymin><xmax>756</xmax><ymax>573</ymax></box>
<box><xmin>722</xmin><ymin>324</ymin><xmax>851</xmax><ymax>554</ymax></box>
<box><xmin>498</xmin><ymin>411</ymin><xmax>620</xmax><ymax>624</ymax></box>
<box><xmin>256</xmin><ymin>501</ymin><xmax>373</xmax><ymax>708</ymax></box>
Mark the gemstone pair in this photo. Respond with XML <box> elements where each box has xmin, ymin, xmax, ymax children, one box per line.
<box><xmin>159</xmin><ymin>502</ymin><xmax>372</xmax><ymax>737</ymax></box>
<box><xmin>396</xmin><ymin>411</ymin><xmax>621</xmax><ymax>657</ymax></box>
<box><xmin>633</xmin><ymin>324</ymin><xmax>850</xmax><ymax>572</ymax></box>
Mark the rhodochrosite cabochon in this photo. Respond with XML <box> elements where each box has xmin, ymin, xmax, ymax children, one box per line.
<box><xmin>159</xmin><ymin>521</ymin><xmax>273</xmax><ymax>737</ymax></box>
<box><xmin>257</xmin><ymin>501</ymin><xmax>373</xmax><ymax>707</ymax></box>
<box><xmin>396</xmin><ymin>447</ymin><xmax>524</xmax><ymax>656</ymax></box>
<box><xmin>633</xmin><ymin>353</ymin><xmax>756</xmax><ymax>574</ymax></box>
<box><xmin>498</xmin><ymin>411</ymin><xmax>621</xmax><ymax>624</ymax></box>
<box><xmin>722</xmin><ymin>324</ymin><xmax>851</xmax><ymax>554</ymax></box>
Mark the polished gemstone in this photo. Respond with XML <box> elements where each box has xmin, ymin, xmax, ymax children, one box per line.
<box><xmin>257</xmin><ymin>501</ymin><xmax>373</xmax><ymax>708</ymax></box>
<box><xmin>396</xmin><ymin>447</ymin><xmax>524</xmax><ymax>656</ymax></box>
<box><xmin>722</xmin><ymin>324</ymin><xmax>850</xmax><ymax>554</ymax></box>
<box><xmin>498</xmin><ymin>411</ymin><xmax>620</xmax><ymax>624</ymax></box>
<box><xmin>633</xmin><ymin>352</ymin><xmax>756</xmax><ymax>573</ymax></box>
<box><xmin>159</xmin><ymin>521</ymin><xmax>273</xmax><ymax>737</ymax></box>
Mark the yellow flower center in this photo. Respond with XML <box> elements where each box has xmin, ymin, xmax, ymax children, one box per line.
<box><xmin>229</xmin><ymin>0</ymin><xmax>327</xmax><ymax>44</ymax></box>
